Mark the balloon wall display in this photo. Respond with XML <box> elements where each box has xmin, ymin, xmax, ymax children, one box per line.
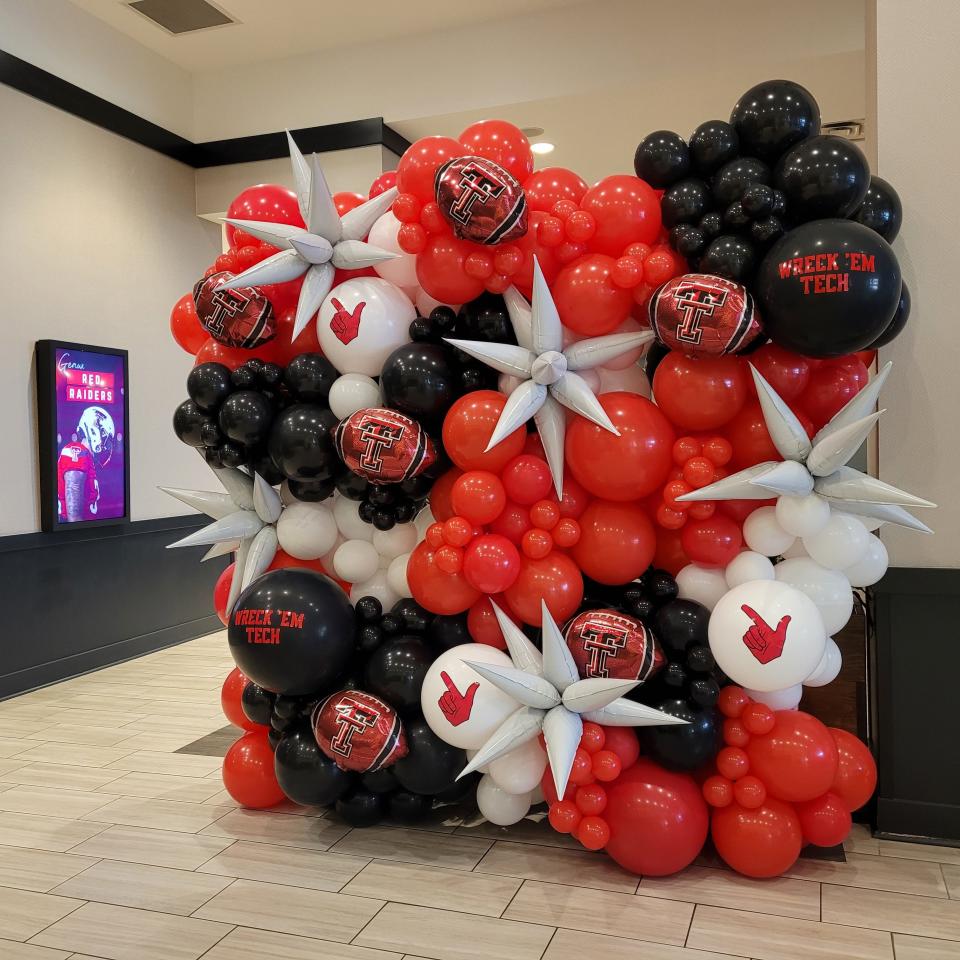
<box><xmin>162</xmin><ymin>89</ymin><xmax>926</xmax><ymax>878</ymax></box>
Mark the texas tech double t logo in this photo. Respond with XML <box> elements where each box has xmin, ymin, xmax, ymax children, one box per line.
<box><xmin>328</xmin><ymin>696</ymin><xmax>382</xmax><ymax>761</ymax></box>
<box><xmin>206</xmin><ymin>287</ymin><xmax>254</xmax><ymax>339</ymax></box>
<box><xmin>357</xmin><ymin>416</ymin><xmax>405</xmax><ymax>475</ymax></box>
<box><xmin>672</xmin><ymin>279</ymin><xmax>730</xmax><ymax>345</ymax></box>
<box><xmin>447</xmin><ymin>161</ymin><xmax>507</xmax><ymax>226</ymax></box>
<box><xmin>578</xmin><ymin>620</ymin><xmax>631</xmax><ymax>678</ymax></box>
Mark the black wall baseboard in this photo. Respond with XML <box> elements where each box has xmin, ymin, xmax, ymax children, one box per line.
<box><xmin>0</xmin><ymin>515</ymin><xmax>227</xmax><ymax>700</ymax></box>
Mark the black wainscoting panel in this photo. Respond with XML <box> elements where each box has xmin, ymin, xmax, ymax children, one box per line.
<box><xmin>871</xmin><ymin>567</ymin><xmax>960</xmax><ymax>843</ymax></box>
<box><xmin>0</xmin><ymin>515</ymin><xmax>226</xmax><ymax>699</ymax></box>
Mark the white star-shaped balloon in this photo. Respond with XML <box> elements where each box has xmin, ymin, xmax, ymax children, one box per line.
<box><xmin>677</xmin><ymin>362</ymin><xmax>935</xmax><ymax>532</ymax></box>
<box><xmin>161</xmin><ymin>466</ymin><xmax>283</xmax><ymax>616</ymax></box>
<box><xmin>457</xmin><ymin>601</ymin><xmax>686</xmax><ymax>798</ymax></box>
<box><xmin>217</xmin><ymin>131</ymin><xmax>400</xmax><ymax>342</ymax></box>
<box><xmin>444</xmin><ymin>258</ymin><xmax>653</xmax><ymax>496</ymax></box>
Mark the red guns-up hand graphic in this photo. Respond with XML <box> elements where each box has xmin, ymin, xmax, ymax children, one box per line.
<box><xmin>741</xmin><ymin>605</ymin><xmax>791</xmax><ymax>664</ymax></box>
<box><xmin>330</xmin><ymin>297</ymin><xmax>365</xmax><ymax>345</ymax></box>
<box><xmin>438</xmin><ymin>671</ymin><xmax>478</xmax><ymax>726</ymax></box>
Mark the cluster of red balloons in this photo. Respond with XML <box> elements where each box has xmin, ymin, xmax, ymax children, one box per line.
<box><xmin>701</xmin><ymin>687</ymin><xmax>876</xmax><ymax>877</ymax></box>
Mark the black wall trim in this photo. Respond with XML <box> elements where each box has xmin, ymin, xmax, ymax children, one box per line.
<box><xmin>0</xmin><ymin>49</ymin><xmax>411</xmax><ymax>168</ymax></box>
<box><xmin>0</xmin><ymin>514</ymin><xmax>227</xmax><ymax>700</ymax></box>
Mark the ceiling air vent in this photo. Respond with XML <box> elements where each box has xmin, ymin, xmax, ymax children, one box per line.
<box><xmin>128</xmin><ymin>0</ymin><xmax>235</xmax><ymax>35</ymax></box>
<box><xmin>823</xmin><ymin>119</ymin><xmax>865</xmax><ymax>142</ymax></box>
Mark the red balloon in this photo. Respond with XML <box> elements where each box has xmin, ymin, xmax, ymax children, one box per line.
<box><xmin>220</xmin><ymin>666</ymin><xmax>256</xmax><ymax>730</ymax></box>
<box><xmin>604</xmin><ymin>759</ymin><xmax>709</xmax><ymax>876</ymax></box>
<box><xmin>681</xmin><ymin>515</ymin><xmax>743</xmax><ymax>567</ymax></box>
<box><xmin>524</xmin><ymin>167</ymin><xmax>589</xmax><ymax>212</ymax></box>
<box><xmin>653</xmin><ymin>353</ymin><xmax>750</xmax><ymax>430</ymax></box>
<box><xmin>711</xmin><ymin>799</ymin><xmax>803</xmax><ymax>877</ymax></box>
<box><xmin>429</xmin><ymin>467</ymin><xmax>462</xmax><ymax>523</ymax></box>
<box><xmin>333</xmin><ymin>191</ymin><xmax>366</xmax><ymax>216</ymax></box>
<box><xmin>416</xmin><ymin>233</ymin><xmax>486</xmax><ymax>304</ymax></box>
<box><xmin>552</xmin><ymin>254</ymin><xmax>633</xmax><ymax>336</ymax></box>
<box><xmin>505</xmin><ymin>210</ymin><xmax>562</xmax><ymax>299</ymax></box>
<box><xmin>272</xmin><ymin>306</ymin><xmax>324</xmax><ymax>366</ymax></box>
<box><xmin>397</xmin><ymin>136</ymin><xmax>464</xmax><ymax>203</ymax></box>
<box><xmin>798</xmin><ymin>356</ymin><xmax>869</xmax><ymax>430</ymax></box>
<box><xmin>488</xmin><ymin>499</ymin><xmax>534</xmax><ymax>545</ymax></box>
<box><xmin>580</xmin><ymin>175</ymin><xmax>662</xmax><ymax>257</ymax></box>
<box><xmin>213</xmin><ymin>562</ymin><xmax>235</xmax><ymax>626</ymax></box>
<box><xmin>442</xmin><ymin>392</ymin><xmax>527</xmax><ymax>472</ymax></box>
<box><xmin>829</xmin><ymin>728</ymin><xmax>877</xmax><ymax>812</ymax></box>
<box><xmin>750</xmin><ymin>344</ymin><xmax>811</xmax><ymax>401</ymax></box>
<box><xmin>724</xmin><ymin>401</ymin><xmax>781</xmax><ymax>469</ymax></box>
<box><xmin>601</xmin><ymin>726</ymin><xmax>640</xmax><ymax>768</ymax></box>
<box><xmin>458</xmin><ymin>119</ymin><xmax>533</xmax><ymax>184</ymax></box>
<box><xmin>225</xmin><ymin>184</ymin><xmax>303</xmax><ymax>249</ymax></box>
<box><xmin>467</xmin><ymin>594</ymin><xmax>518</xmax><ymax>647</ymax></box>
<box><xmin>170</xmin><ymin>293</ymin><xmax>207</xmax><ymax>354</ymax></box>
<box><xmin>501</xmin><ymin>455</ymin><xmax>553</xmax><ymax>505</ymax></box>
<box><xmin>407</xmin><ymin>540</ymin><xmax>482</xmax><ymax>615</ymax></box>
<box><xmin>463</xmin><ymin>535</ymin><xmax>521</xmax><ymax>594</ymax></box>
<box><xmin>653</xmin><ymin>526</ymin><xmax>690</xmax><ymax>576</ymax></box>
<box><xmin>369</xmin><ymin>170</ymin><xmax>397</xmax><ymax>198</ymax></box>
<box><xmin>194</xmin><ymin>336</ymin><xmax>282</xmax><ymax>371</ymax></box>
<box><xmin>503</xmin><ymin>551</ymin><xmax>583</xmax><ymax>626</ymax></box>
<box><xmin>795</xmin><ymin>791</ymin><xmax>852</xmax><ymax>847</ymax></box>
<box><xmin>222</xmin><ymin>730</ymin><xmax>286</xmax><ymax>809</ymax></box>
<box><xmin>451</xmin><ymin>472</ymin><xmax>507</xmax><ymax>526</ymax></box>
<box><xmin>572</xmin><ymin>500</ymin><xmax>656</xmax><ymax>585</ymax></box>
<box><xmin>566</xmin><ymin>393</ymin><xmax>675</xmax><ymax>501</ymax></box>
<box><xmin>747</xmin><ymin>711</ymin><xmax>839</xmax><ymax>803</ymax></box>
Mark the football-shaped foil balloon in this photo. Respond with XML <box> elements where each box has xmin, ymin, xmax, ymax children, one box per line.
<box><xmin>334</xmin><ymin>407</ymin><xmax>436</xmax><ymax>484</ymax></box>
<box><xmin>434</xmin><ymin>155</ymin><xmax>528</xmax><ymax>245</ymax></box>
<box><xmin>565</xmin><ymin>609</ymin><xmax>665</xmax><ymax>683</ymax></box>
<box><xmin>312</xmin><ymin>690</ymin><xmax>408</xmax><ymax>773</ymax></box>
<box><xmin>648</xmin><ymin>273</ymin><xmax>762</xmax><ymax>357</ymax></box>
<box><xmin>192</xmin><ymin>271</ymin><xmax>275</xmax><ymax>349</ymax></box>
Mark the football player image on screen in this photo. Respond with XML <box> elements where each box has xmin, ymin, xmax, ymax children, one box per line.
<box><xmin>57</xmin><ymin>406</ymin><xmax>115</xmax><ymax>521</ymax></box>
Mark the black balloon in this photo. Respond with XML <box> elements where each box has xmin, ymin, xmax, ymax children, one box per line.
<box><xmin>433</xmin><ymin>770</ymin><xmax>481</xmax><ymax>803</ymax></box>
<box><xmin>392</xmin><ymin>718</ymin><xmax>466</xmax><ymax>795</ymax></box>
<box><xmin>661</xmin><ymin>179</ymin><xmax>711</xmax><ymax>228</ymax></box>
<box><xmin>775</xmin><ymin>135</ymin><xmax>870</xmax><ymax>221</ymax></box>
<box><xmin>634</xmin><ymin>130</ymin><xmax>691</xmax><ymax>188</ymax></box>
<box><xmin>218</xmin><ymin>390</ymin><xmax>273</xmax><ymax>447</ymax></box>
<box><xmin>250</xmin><ymin>452</ymin><xmax>284</xmax><ymax>487</ymax></box>
<box><xmin>456</xmin><ymin>293</ymin><xmax>514</xmax><ymax>343</ymax></box>
<box><xmin>241</xmin><ymin>681</ymin><xmax>275</xmax><ymax>727</ymax></box>
<box><xmin>852</xmin><ymin>176</ymin><xmax>902</xmax><ymax>242</ymax></box>
<box><xmin>689</xmin><ymin>120</ymin><xmax>739</xmax><ymax>176</ymax></box>
<box><xmin>268</xmin><ymin>404</ymin><xmax>339</xmax><ymax>481</ymax></box>
<box><xmin>274</xmin><ymin>723</ymin><xmax>354</xmax><ymax>806</ymax></box>
<box><xmin>381</xmin><ymin>343</ymin><xmax>458</xmax><ymax>426</ymax></box>
<box><xmin>284</xmin><ymin>353</ymin><xmax>337</xmax><ymax>403</ymax></box>
<box><xmin>173</xmin><ymin>400</ymin><xmax>208</xmax><ymax>447</ymax></box>
<box><xmin>187</xmin><ymin>363</ymin><xmax>233</xmax><ymax>412</ymax></box>
<box><xmin>641</xmin><ymin>700</ymin><xmax>722</xmax><ymax>771</ymax></box>
<box><xmin>730</xmin><ymin>79</ymin><xmax>820</xmax><ymax>162</ymax></box>
<box><xmin>288</xmin><ymin>476</ymin><xmax>337</xmax><ymax>502</ymax></box>
<box><xmin>388</xmin><ymin>790</ymin><xmax>432</xmax><ymax>823</ymax></box>
<box><xmin>228</xmin><ymin>568</ymin><xmax>355</xmax><ymax>696</ymax></box>
<box><xmin>643</xmin><ymin>342</ymin><xmax>670</xmax><ymax>384</ymax></box>
<box><xmin>336</xmin><ymin>471</ymin><xmax>371</xmax><ymax>501</ymax></box>
<box><xmin>336</xmin><ymin>787</ymin><xmax>387</xmax><ymax>827</ymax></box>
<box><xmin>699</xmin><ymin>235</ymin><xmax>756</xmax><ymax>282</ymax></box>
<box><xmin>756</xmin><ymin>219</ymin><xmax>902</xmax><ymax>357</ymax></box>
<box><xmin>868</xmin><ymin>281</ymin><xmax>911</xmax><ymax>348</ymax></box>
<box><xmin>426</xmin><ymin>613</ymin><xmax>471</xmax><ymax>652</ymax></box>
<box><xmin>361</xmin><ymin>767</ymin><xmax>398</xmax><ymax>794</ymax></box>
<box><xmin>219</xmin><ymin>442</ymin><xmax>246</xmax><ymax>468</ymax></box>
<box><xmin>654</xmin><ymin>599</ymin><xmax>710</xmax><ymax>658</ymax></box>
<box><xmin>364</xmin><ymin>635</ymin><xmax>432</xmax><ymax>714</ymax></box>
<box><xmin>712</xmin><ymin>157</ymin><xmax>771</xmax><ymax>207</ymax></box>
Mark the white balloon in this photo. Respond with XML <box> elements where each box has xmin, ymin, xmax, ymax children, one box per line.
<box><xmin>804</xmin><ymin>637</ymin><xmax>842</xmax><ymax>687</ymax></box>
<box><xmin>465</xmin><ymin>748</ymin><xmax>490</xmax><ymax>774</ymax></box>
<box><xmin>333</xmin><ymin>494</ymin><xmax>374</xmax><ymax>541</ymax></box>
<box><xmin>349</xmin><ymin>569</ymin><xmax>399</xmax><ymax>609</ymax></box>
<box><xmin>842</xmin><ymin>533</ymin><xmax>889</xmax><ymax>587</ymax></box>
<box><xmin>709</xmin><ymin>580</ymin><xmax>826</xmax><ymax>691</ymax></box>
<box><xmin>781</xmin><ymin>539</ymin><xmax>809</xmax><ymax>559</ymax></box>
<box><xmin>321</xmin><ymin>533</ymin><xmax>344</xmax><ymax>572</ymax></box>
<box><xmin>317</xmin><ymin>277</ymin><xmax>414</xmax><ymax>376</ymax></box>
<box><xmin>368</xmin><ymin>211</ymin><xmax>419</xmax><ymax>287</ymax></box>
<box><xmin>775</xmin><ymin>493</ymin><xmax>831</xmax><ymax>539</ymax></box>
<box><xmin>387</xmin><ymin>553</ymin><xmax>412</xmax><ymax>598</ymax></box>
<box><xmin>598</xmin><ymin>361</ymin><xmax>651</xmax><ymax>397</ymax></box>
<box><xmin>333</xmin><ymin>540</ymin><xmax>380</xmax><ymax>583</ymax></box>
<box><xmin>415</xmin><ymin>506</ymin><xmax>436</xmax><ymax>536</ymax></box>
<box><xmin>276</xmin><ymin>501</ymin><xmax>338</xmax><ymax>560</ymax></box>
<box><xmin>416</xmin><ymin>289</ymin><xmax>461</xmax><ymax>318</ymax></box>
<box><xmin>745</xmin><ymin>684</ymin><xmax>803</xmax><ymax>710</ymax></box>
<box><xmin>775</xmin><ymin>557</ymin><xmax>853</xmax><ymax>635</ymax></box>
<box><xmin>421</xmin><ymin>644</ymin><xmax>519</xmax><ymax>749</ymax></box>
<box><xmin>803</xmin><ymin>513</ymin><xmax>869</xmax><ymax>570</ymax></box>
<box><xmin>529</xmin><ymin>783</ymin><xmax>545</xmax><ymax>805</ymax></box>
<box><xmin>676</xmin><ymin>564</ymin><xmax>729</xmax><ymax>611</ymax></box>
<box><xmin>489</xmin><ymin>738</ymin><xmax>548</xmax><ymax>795</ymax></box>
<box><xmin>743</xmin><ymin>506</ymin><xmax>796</xmax><ymax>557</ymax></box>
<box><xmin>725</xmin><ymin>551</ymin><xmax>776</xmax><ymax>589</ymax></box>
<box><xmin>329</xmin><ymin>374</ymin><xmax>382</xmax><ymax>419</ymax></box>
<box><xmin>373</xmin><ymin>523</ymin><xmax>418</xmax><ymax>561</ymax></box>
<box><xmin>601</xmin><ymin>316</ymin><xmax>647</xmax><ymax>371</ymax></box>
<box><xmin>476</xmin><ymin>774</ymin><xmax>531</xmax><ymax>826</ymax></box>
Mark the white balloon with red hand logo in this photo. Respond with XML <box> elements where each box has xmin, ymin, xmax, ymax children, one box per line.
<box><xmin>317</xmin><ymin>277</ymin><xmax>414</xmax><ymax>377</ymax></box>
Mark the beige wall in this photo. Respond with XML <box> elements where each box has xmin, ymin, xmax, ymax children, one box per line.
<box><xmin>0</xmin><ymin>85</ymin><xmax>220</xmax><ymax>536</ymax></box>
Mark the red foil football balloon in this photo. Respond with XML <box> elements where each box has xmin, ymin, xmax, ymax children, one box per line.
<box><xmin>192</xmin><ymin>271</ymin><xmax>275</xmax><ymax>348</ymax></box>
<box><xmin>434</xmin><ymin>155</ymin><xmax>528</xmax><ymax>245</ymax></box>
<box><xmin>334</xmin><ymin>407</ymin><xmax>437</xmax><ymax>484</ymax></box>
<box><xmin>564</xmin><ymin>609</ymin><xmax>665</xmax><ymax>683</ymax></box>
<box><xmin>312</xmin><ymin>690</ymin><xmax>408</xmax><ymax>773</ymax></box>
<box><xmin>649</xmin><ymin>273</ymin><xmax>762</xmax><ymax>357</ymax></box>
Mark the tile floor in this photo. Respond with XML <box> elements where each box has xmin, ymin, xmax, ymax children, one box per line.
<box><xmin>0</xmin><ymin>631</ymin><xmax>957</xmax><ymax>960</ymax></box>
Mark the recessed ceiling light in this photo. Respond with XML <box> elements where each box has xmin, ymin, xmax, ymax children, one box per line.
<box><xmin>521</xmin><ymin>126</ymin><xmax>545</xmax><ymax>137</ymax></box>
<box><xmin>531</xmin><ymin>142</ymin><xmax>555</xmax><ymax>155</ymax></box>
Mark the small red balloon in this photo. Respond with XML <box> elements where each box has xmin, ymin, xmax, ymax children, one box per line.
<box><xmin>463</xmin><ymin>534</ymin><xmax>521</xmax><ymax>594</ymax></box>
<box><xmin>576</xmin><ymin>815</ymin><xmax>611</xmax><ymax>850</ymax></box>
<box><xmin>451</xmin><ymin>471</ymin><xmax>507</xmax><ymax>526</ymax></box>
<box><xmin>795</xmin><ymin>791</ymin><xmax>852</xmax><ymax>847</ymax></box>
<box><xmin>220</xmin><ymin>666</ymin><xmax>256</xmax><ymax>731</ymax></box>
<box><xmin>681</xmin><ymin>515</ymin><xmax>743</xmax><ymax>568</ymax></box>
<box><xmin>829</xmin><ymin>728</ymin><xmax>877</xmax><ymax>812</ymax></box>
<box><xmin>407</xmin><ymin>541</ymin><xmax>481</xmax><ymax>615</ymax></box>
<box><xmin>502</xmin><ymin>455</ymin><xmax>554</xmax><ymax>505</ymax></box>
<box><xmin>601</xmin><ymin>727</ymin><xmax>640</xmax><ymax>768</ymax></box>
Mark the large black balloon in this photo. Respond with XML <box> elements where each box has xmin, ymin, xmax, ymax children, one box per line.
<box><xmin>689</xmin><ymin>120</ymin><xmax>739</xmax><ymax>176</ymax></box>
<box><xmin>268</xmin><ymin>404</ymin><xmax>339</xmax><ymax>481</ymax></box>
<box><xmin>274</xmin><ymin>723</ymin><xmax>354</xmax><ymax>806</ymax></box>
<box><xmin>851</xmin><ymin>176</ymin><xmax>902</xmax><ymax>242</ymax></box>
<box><xmin>392</xmin><ymin>718</ymin><xmax>466</xmax><ymax>795</ymax></box>
<box><xmin>288</xmin><ymin>475</ymin><xmax>338</xmax><ymax>502</ymax></box>
<box><xmin>699</xmin><ymin>235</ymin><xmax>756</xmax><ymax>282</ymax></box>
<box><xmin>381</xmin><ymin>343</ymin><xmax>458</xmax><ymax>427</ymax></box>
<box><xmin>361</xmin><ymin>767</ymin><xmax>398</xmax><ymax>794</ymax></box>
<box><xmin>218</xmin><ymin>390</ymin><xmax>273</xmax><ymax>447</ymax></box>
<box><xmin>455</xmin><ymin>293</ymin><xmax>515</xmax><ymax>343</ymax></box>
<box><xmin>426</xmin><ymin>614</ymin><xmax>471</xmax><ymax>652</ymax></box>
<box><xmin>187</xmin><ymin>363</ymin><xmax>233</xmax><ymax>412</ymax></box>
<box><xmin>756</xmin><ymin>219</ymin><xmax>902</xmax><ymax>357</ymax></box>
<box><xmin>730</xmin><ymin>79</ymin><xmax>820</xmax><ymax>162</ymax></box>
<box><xmin>336</xmin><ymin>787</ymin><xmax>388</xmax><ymax>827</ymax></box>
<box><xmin>661</xmin><ymin>179</ymin><xmax>711</xmax><ymax>228</ymax></box>
<box><xmin>641</xmin><ymin>700</ymin><xmax>721</xmax><ymax>771</ymax></box>
<box><xmin>653</xmin><ymin>599</ymin><xmax>711</xmax><ymax>659</ymax></box>
<box><xmin>775</xmin><ymin>135</ymin><xmax>870</xmax><ymax>221</ymax></box>
<box><xmin>712</xmin><ymin>157</ymin><xmax>771</xmax><ymax>207</ymax></box>
<box><xmin>173</xmin><ymin>400</ymin><xmax>208</xmax><ymax>447</ymax></box>
<box><xmin>364</xmin><ymin>635</ymin><xmax>432</xmax><ymax>714</ymax></box>
<box><xmin>868</xmin><ymin>281</ymin><xmax>911</xmax><ymax>348</ymax></box>
<box><xmin>284</xmin><ymin>353</ymin><xmax>338</xmax><ymax>403</ymax></box>
<box><xmin>228</xmin><ymin>569</ymin><xmax>355</xmax><ymax>696</ymax></box>
<box><xmin>388</xmin><ymin>790</ymin><xmax>432</xmax><ymax>822</ymax></box>
<box><xmin>633</xmin><ymin>131</ymin><xmax>691</xmax><ymax>189</ymax></box>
